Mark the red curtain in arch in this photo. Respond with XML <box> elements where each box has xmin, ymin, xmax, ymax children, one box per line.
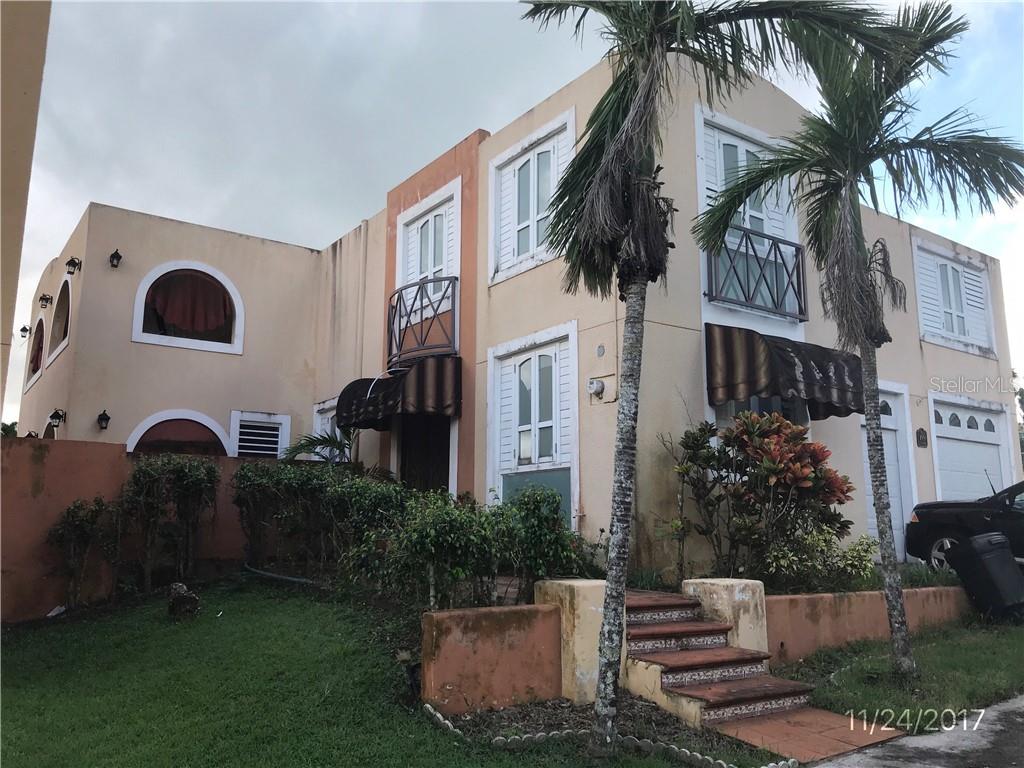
<box><xmin>143</xmin><ymin>270</ymin><xmax>234</xmax><ymax>343</ymax></box>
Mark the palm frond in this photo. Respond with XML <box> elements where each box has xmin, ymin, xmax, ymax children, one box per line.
<box><xmin>875</xmin><ymin>109</ymin><xmax>1024</xmax><ymax>216</ymax></box>
<box><xmin>282</xmin><ymin>430</ymin><xmax>355</xmax><ymax>463</ymax></box>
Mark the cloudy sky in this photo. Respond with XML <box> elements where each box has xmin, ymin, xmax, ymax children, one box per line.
<box><xmin>4</xmin><ymin>0</ymin><xmax>1022</xmax><ymax>421</ymax></box>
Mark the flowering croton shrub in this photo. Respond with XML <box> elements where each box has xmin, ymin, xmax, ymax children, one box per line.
<box><xmin>675</xmin><ymin>411</ymin><xmax>876</xmax><ymax>592</ymax></box>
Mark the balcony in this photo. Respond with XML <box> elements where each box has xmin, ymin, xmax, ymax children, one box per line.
<box><xmin>387</xmin><ymin>275</ymin><xmax>458</xmax><ymax>367</ymax></box>
<box><xmin>706</xmin><ymin>225</ymin><xmax>807</xmax><ymax>321</ymax></box>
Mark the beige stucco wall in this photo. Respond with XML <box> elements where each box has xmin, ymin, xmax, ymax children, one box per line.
<box><xmin>19</xmin><ymin>204</ymin><xmax>325</xmax><ymax>451</ymax></box>
<box><xmin>2</xmin><ymin>0</ymin><xmax>51</xmax><ymax>415</ymax></box>
<box><xmin>472</xmin><ymin>59</ymin><xmax>1021</xmax><ymax>575</ymax></box>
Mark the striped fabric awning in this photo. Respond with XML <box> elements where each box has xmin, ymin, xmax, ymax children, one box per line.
<box><xmin>336</xmin><ymin>355</ymin><xmax>461</xmax><ymax>431</ymax></box>
<box><xmin>705</xmin><ymin>323</ymin><xmax>863</xmax><ymax>420</ymax></box>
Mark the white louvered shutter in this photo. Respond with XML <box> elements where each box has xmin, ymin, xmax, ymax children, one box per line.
<box><xmin>961</xmin><ymin>267</ymin><xmax>990</xmax><ymax>346</ymax></box>
<box><xmin>497</xmin><ymin>358</ymin><xmax>516</xmax><ymax>473</ymax></box>
<box><xmin>915</xmin><ymin>247</ymin><xmax>945</xmax><ymax>335</ymax></box>
<box><xmin>556</xmin><ymin>338</ymin><xmax>574</xmax><ymax>464</ymax></box>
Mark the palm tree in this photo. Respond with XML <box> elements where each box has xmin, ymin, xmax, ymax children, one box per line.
<box><xmin>694</xmin><ymin>2</ymin><xmax>1024</xmax><ymax>678</ymax></box>
<box><xmin>525</xmin><ymin>0</ymin><xmax>907</xmax><ymax>748</ymax></box>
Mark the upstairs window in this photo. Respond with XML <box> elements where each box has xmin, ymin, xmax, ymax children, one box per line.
<box><xmin>397</xmin><ymin>179</ymin><xmax>459</xmax><ymax>311</ymax></box>
<box><xmin>27</xmin><ymin>318</ymin><xmax>44</xmax><ymax>381</ymax></box>
<box><xmin>133</xmin><ymin>262</ymin><xmax>245</xmax><ymax>354</ymax></box>
<box><xmin>490</xmin><ymin>110</ymin><xmax>574</xmax><ymax>284</ymax></box>
<box><xmin>144</xmin><ymin>270</ymin><xmax>234</xmax><ymax>342</ymax></box>
<box><xmin>914</xmin><ymin>243</ymin><xmax>990</xmax><ymax>351</ymax></box>
<box><xmin>48</xmin><ymin>281</ymin><xmax>71</xmax><ymax>361</ymax></box>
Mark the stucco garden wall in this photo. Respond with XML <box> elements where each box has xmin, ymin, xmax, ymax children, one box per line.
<box><xmin>421</xmin><ymin>604</ymin><xmax>562</xmax><ymax>715</ymax></box>
<box><xmin>1</xmin><ymin>437</ymin><xmax>250</xmax><ymax>623</ymax></box>
<box><xmin>766</xmin><ymin>586</ymin><xmax>971</xmax><ymax>665</ymax></box>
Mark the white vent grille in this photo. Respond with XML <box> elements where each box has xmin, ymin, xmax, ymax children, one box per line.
<box><xmin>237</xmin><ymin>420</ymin><xmax>282</xmax><ymax>457</ymax></box>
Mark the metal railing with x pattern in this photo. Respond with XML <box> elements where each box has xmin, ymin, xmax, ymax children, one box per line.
<box><xmin>706</xmin><ymin>224</ymin><xmax>807</xmax><ymax>321</ymax></box>
<box><xmin>387</xmin><ymin>275</ymin><xmax>459</xmax><ymax>367</ymax></box>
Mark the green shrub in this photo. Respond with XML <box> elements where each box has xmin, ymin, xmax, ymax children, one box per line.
<box><xmin>387</xmin><ymin>491</ymin><xmax>497</xmax><ymax>609</ymax></box>
<box><xmin>676</xmin><ymin>412</ymin><xmax>863</xmax><ymax>592</ymax></box>
<box><xmin>48</xmin><ymin>499</ymin><xmax>105</xmax><ymax>608</ymax></box>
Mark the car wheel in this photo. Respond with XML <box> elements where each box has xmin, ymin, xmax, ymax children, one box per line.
<box><xmin>926</xmin><ymin>530</ymin><xmax>961</xmax><ymax>570</ymax></box>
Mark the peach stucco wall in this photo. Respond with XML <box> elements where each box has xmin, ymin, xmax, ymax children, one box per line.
<box><xmin>421</xmin><ymin>604</ymin><xmax>561</xmax><ymax>714</ymax></box>
<box><xmin>765</xmin><ymin>586</ymin><xmax>971</xmax><ymax>666</ymax></box>
<box><xmin>383</xmin><ymin>130</ymin><xmax>488</xmax><ymax>494</ymax></box>
<box><xmin>1</xmin><ymin>437</ymin><xmax>250</xmax><ymax>623</ymax></box>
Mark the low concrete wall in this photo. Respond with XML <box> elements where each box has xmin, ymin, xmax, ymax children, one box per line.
<box><xmin>683</xmin><ymin>578</ymin><xmax>768</xmax><ymax>653</ymax></box>
<box><xmin>534</xmin><ymin>578</ymin><xmax>606</xmax><ymax>704</ymax></box>
<box><xmin>766</xmin><ymin>586</ymin><xmax>971</xmax><ymax>665</ymax></box>
<box><xmin>421</xmin><ymin>605</ymin><xmax>562</xmax><ymax>715</ymax></box>
<box><xmin>1</xmin><ymin>438</ymin><xmax>249</xmax><ymax>623</ymax></box>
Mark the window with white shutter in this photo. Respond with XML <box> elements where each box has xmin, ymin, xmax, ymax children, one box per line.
<box><xmin>490</xmin><ymin>324</ymin><xmax>578</xmax><ymax>527</ymax></box>
<box><xmin>914</xmin><ymin>241</ymin><xmax>991</xmax><ymax>351</ymax></box>
<box><xmin>230</xmin><ymin>410</ymin><xmax>291</xmax><ymax>458</ymax></box>
<box><xmin>490</xmin><ymin>110</ymin><xmax>575</xmax><ymax>284</ymax></box>
<box><xmin>401</xmin><ymin>195</ymin><xmax>457</xmax><ymax>302</ymax></box>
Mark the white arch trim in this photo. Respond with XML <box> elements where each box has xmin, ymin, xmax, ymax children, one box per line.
<box><xmin>23</xmin><ymin>311</ymin><xmax>46</xmax><ymax>394</ymax></box>
<box><xmin>45</xmin><ymin>275</ymin><xmax>73</xmax><ymax>368</ymax></box>
<box><xmin>131</xmin><ymin>260</ymin><xmax>245</xmax><ymax>355</ymax></box>
<box><xmin>125</xmin><ymin>409</ymin><xmax>231</xmax><ymax>454</ymax></box>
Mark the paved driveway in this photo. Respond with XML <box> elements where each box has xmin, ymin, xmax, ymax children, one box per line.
<box><xmin>814</xmin><ymin>695</ymin><xmax>1024</xmax><ymax>767</ymax></box>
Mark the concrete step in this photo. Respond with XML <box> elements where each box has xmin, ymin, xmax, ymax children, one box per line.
<box><xmin>632</xmin><ymin>647</ymin><xmax>771</xmax><ymax>687</ymax></box>
<box><xmin>626</xmin><ymin>621</ymin><xmax>730</xmax><ymax>654</ymax></box>
<box><xmin>667</xmin><ymin>675</ymin><xmax>814</xmax><ymax>724</ymax></box>
<box><xmin>625</xmin><ymin>590</ymin><xmax>702</xmax><ymax>625</ymax></box>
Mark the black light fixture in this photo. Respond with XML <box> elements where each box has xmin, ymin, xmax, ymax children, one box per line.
<box><xmin>19</xmin><ymin>325</ymin><xmax>30</xmax><ymax>338</ymax></box>
<box><xmin>96</xmin><ymin>410</ymin><xmax>111</xmax><ymax>430</ymax></box>
<box><xmin>108</xmin><ymin>249</ymin><xmax>123</xmax><ymax>268</ymax></box>
<box><xmin>48</xmin><ymin>409</ymin><xmax>66</xmax><ymax>429</ymax></box>
<box><xmin>65</xmin><ymin>257</ymin><xmax>83</xmax><ymax>275</ymax></box>
<box><xmin>39</xmin><ymin>293</ymin><xmax>53</xmax><ymax>308</ymax></box>
<box><xmin>24</xmin><ymin>431</ymin><xmax>39</xmax><ymax>438</ymax></box>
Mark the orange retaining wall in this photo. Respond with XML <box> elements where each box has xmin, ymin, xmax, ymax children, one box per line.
<box><xmin>421</xmin><ymin>604</ymin><xmax>562</xmax><ymax>714</ymax></box>
<box><xmin>1</xmin><ymin>438</ymin><xmax>249</xmax><ymax>623</ymax></box>
<box><xmin>766</xmin><ymin>586</ymin><xmax>970</xmax><ymax>666</ymax></box>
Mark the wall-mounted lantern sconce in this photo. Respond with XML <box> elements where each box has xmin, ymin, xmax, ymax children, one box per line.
<box><xmin>48</xmin><ymin>409</ymin><xmax>67</xmax><ymax>429</ymax></box>
<box><xmin>65</xmin><ymin>257</ymin><xmax>83</xmax><ymax>275</ymax></box>
<box><xmin>39</xmin><ymin>294</ymin><xmax>53</xmax><ymax>308</ymax></box>
<box><xmin>19</xmin><ymin>325</ymin><xmax>30</xmax><ymax>339</ymax></box>
<box><xmin>24</xmin><ymin>431</ymin><xmax>39</xmax><ymax>438</ymax></box>
<box><xmin>109</xmin><ymin>249</ymin><xmax>123</xmax><ymax>268</ymax></box>
<box><xmin>96</xmin><ymin>410</ymin><xmax>111</xmax><ymax>430</ymax></box>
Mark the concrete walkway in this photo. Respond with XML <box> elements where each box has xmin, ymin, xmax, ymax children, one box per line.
<box><xmin>813</xmin><ymin>695</ymin><xmax>1024</xmax><ymax>767</ymax></box>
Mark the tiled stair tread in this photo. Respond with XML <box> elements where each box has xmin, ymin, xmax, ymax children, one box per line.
<box><xmin>624</xmin><ymin>590</ymin><xmax>701</xmax><ymax>610</ymax></box>
<box><xmin>627</xmin><ymin>621</ymin><xmax>731</xmax><ymax>639</ymax></box>
<box><xmin>631</xmin><ymin>647</ymin><xmax>771</xmax><ymax>670</ymax></box>
<box><xmin>667</xmin><ymin>675</ymin><xmax>813</xmax><ymax>706</ymax></box>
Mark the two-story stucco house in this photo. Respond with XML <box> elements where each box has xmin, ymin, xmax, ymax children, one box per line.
<box><xmin>16</xmin><ymin>59</ymin><xmax>1022</xmax><ymax>573</ymax></box>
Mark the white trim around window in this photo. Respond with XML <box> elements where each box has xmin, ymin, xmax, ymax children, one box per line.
<box><xmin>486</xmin><ymin>320</ymin><xmax>580</xmax><ymax>529</ymax></box>
<box><xmin>229</xmin><ymin>410</ymin><xmax>292</xmax><ymax>459</ymax></box>
<box><xmin>395</xmin><ymin>177</ymin><xmax>462</xmax><ymax>285</ymax></box>
<box><xmin>45</xmin><ymin>276</ymin><xmax>73</xmax><ymax>369</ymax></box>
<box><xmin>125</xmin><ymin>409</ymin><xmax>230</xmax><ymax>453</ymax></box>
<box><xmin>488</xmin><ymin>108</ymin><xmax>575</xmax><ymax>286</ymax></box>
<box><xmin>131</xmin><ymin>260</ymin><xmax>245</xmax><ymax>355</ymax></box>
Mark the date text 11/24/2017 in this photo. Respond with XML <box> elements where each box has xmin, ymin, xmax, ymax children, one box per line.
<box><xmin>847</xmin><ymin>709</ymin><xmax>985</xmax><ymax>734</ymax></box>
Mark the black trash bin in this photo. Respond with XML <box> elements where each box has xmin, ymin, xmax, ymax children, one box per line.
<box><xmin>947</xmin><ymin>533</ymin><xmax>1024</xmax><ymax>619</ymax></box>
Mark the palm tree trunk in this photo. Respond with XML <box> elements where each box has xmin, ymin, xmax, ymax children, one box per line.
<box><xmin>592</xmin><ymin>276</ymin><xmax>647</xmax><ymax>752</ymax></box>
<box><xmin>860</xmin><ymin>342</ymin><xmax>917</xmax><ymax>678</ymax></box>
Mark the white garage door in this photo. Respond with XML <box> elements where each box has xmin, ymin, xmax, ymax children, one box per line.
<box><xmin>934</xmin><ymin>404</ymin><xmax>1005</xmax><ymax>500</ymax></box>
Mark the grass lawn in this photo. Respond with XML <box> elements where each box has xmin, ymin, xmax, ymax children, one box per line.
<box><xmin>781</xmin><ymin>619</ymin><xmax>1024</xmax><ymax>733</ymax></box>
<box><xmin>1</xmin><ymin>580</ymin><xmax>772</xmax><ymax>768</ymax></box>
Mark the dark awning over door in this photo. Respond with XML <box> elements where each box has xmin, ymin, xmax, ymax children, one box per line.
<box><xmin>336</xmin><ymin>355</ymin><xmax>461</xmax><ymax>431</ymax></box>
<box><xmin>705</xmin><ymin>323</ymin><xmax>863</xmax><ymax>420</ymax></box>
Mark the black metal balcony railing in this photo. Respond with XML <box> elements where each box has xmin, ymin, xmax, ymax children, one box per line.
<box><xmin>387</xmin><ymin>275</ymin><xmax>458</xmax><ymax>367</ymax></box>
<box><xmin>707</xmin><ymin>225</ymin><xmax>807</xmax><ymax>321</ymax></box>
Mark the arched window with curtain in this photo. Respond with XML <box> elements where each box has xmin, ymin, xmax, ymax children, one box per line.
<box><xmin>27</xmin><ymin>318</ymin><xmax>44</xmax><ymax>379</ymax></box>
<box><xmin>49</xmin><ymin>281</ymin><xmax>71</xmax><ymax>357</ymax></box>
<box><xmin>142</xmin><ymin>269</ymin><xmax>235</xmax><ymax>343</ymax></box>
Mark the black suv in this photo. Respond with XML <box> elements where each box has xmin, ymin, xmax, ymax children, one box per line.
<box><xmin>906</xmin><ymin>481</ymin><xmax>1024</xmax><ymax>569</ymax></box>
